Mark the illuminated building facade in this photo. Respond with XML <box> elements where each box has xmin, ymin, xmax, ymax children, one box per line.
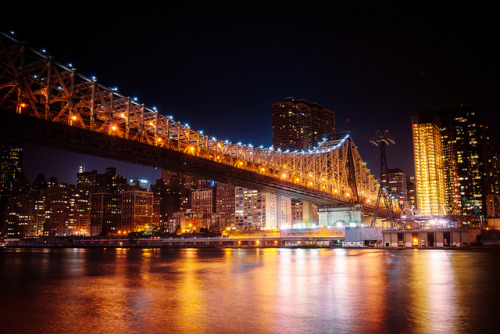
<box><xmin>0</xmin><ymin>142</ymin><xmax>23</xmax><ymax>236</ymax></box>
<box><xmin>445</xmin><ymin>106</ymin><xmax>487</xmax><ymax>216</ymax></box>
<box><xmin>191</xmin><ymin>188</ymin><xmax>216</xmax><ymax>215</ymax></box>
<box><xmin>383</xmin><ymin>168</ymin><xmax>407</xmax><ymax>209</ymax></box>
<box><xmin>121</xmin><ymin>190</ymin><xmax>154</xmax><ymax>232</ymax></box>
<box><xmin>272</xmin><ymin>97</ymin><xmax>335</xmax><ymax>150</ymax></box>
<box><xmin>412</xmin><ymin>111</ymin><xmax>447</xmax><ymax>215</ymax></box>
<box><xmin>43</xmin><ymin>178</ymin><xmax>73</xmax><ymax>236</ymax></box>
<box><xmin>215</xmin><ymin>183</ymin><xmax>235</xmax><ymax>229</ymax></box>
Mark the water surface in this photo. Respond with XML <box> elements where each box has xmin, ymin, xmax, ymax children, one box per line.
<box><xmin>1</xmin><ymin>248</ymin><xmax>499</xmax><ymax>333</ymax></box>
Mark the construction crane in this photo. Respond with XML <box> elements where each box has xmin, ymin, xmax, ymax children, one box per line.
<box><xmin>369</xmin><ymin>130</ymin><xmax>395</xmax><ymax>227</ymax></box>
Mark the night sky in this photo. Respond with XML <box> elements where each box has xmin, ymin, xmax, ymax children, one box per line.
<box><xmin>2</xmin><ymin>2</ymin><xmax>499</xmax><ymax>185</ymax></box>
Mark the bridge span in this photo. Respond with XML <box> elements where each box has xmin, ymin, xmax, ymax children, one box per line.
<box><xmin>0</xmin><ymin>32</ymin><xmax>397</xmax><ymax>218</ymax></box>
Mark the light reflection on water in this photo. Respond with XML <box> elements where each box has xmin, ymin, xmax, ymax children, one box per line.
<box><xmin>1</xmin><ymin>248</ymin><xmax>499</xmax><ymax>333</ymax></box>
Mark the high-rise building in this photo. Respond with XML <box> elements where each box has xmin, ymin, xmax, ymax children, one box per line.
<box><xmin>0</xmin><ymin>142</ymin><xmax>23</xmax><ymax>236</ymax></box>
<box><xmin>0</xmin><ymin>142</ymin><xmax>23</xmax><ymax>203</ymax></box>
<box><xmin>69</xmin><ymin>187</ymin><xmax>91</xmax><ymax>235</ymax></box>
<box><xmin>4</xmin><ymin>172</ymin><xmax>33</xmax><ymax>238</ymax></box>
<box><xmin>121</xmin><ymin>189</ymin><xmax>154</xmax><ymax>232</ymax></box>
<box><xmin>443</xmin><ymin>106</ymin><xmax>487</xmax><ymax>216</ymax></box>
<box><xmin>43</xmin><ymin>178</ymin><xmax>73</xmax><ymax>236</ymax></box>
<box><xmin>215</xmin><ymin>183</ymin><xmax>235</xmax><ymax>229</ymax></box>
<box><xmin>90</xmin><ymin>192</ymin><xmax>122</xmax><ymax>236</ymax></box>
<box><xmin>191</xmin><ymin>188</ymin><xmax>216</xmax><ymax>215</ymax></box>
<box><xmin>411</xmin><ymin>111</ymin><xmax>447</xmax><ymax>216</ymax></box>
<box><xmin>384</xmin><ymin>168</ymin><xmax>407</xmax><ymax>209</ymax></box>
<box><xmin>406</xmin><ymin>176</ymin><xmax>417</xmax><ymax>210</ymax></box>
<box><xmin>234</xmin><ymin>187</ymin><xmax>292</xmax><ymax>230</ymax></box>
<box><xmin>272</xmin><ymin>97</ymin><xmax>335</xmax><ymax>150</ymax></box>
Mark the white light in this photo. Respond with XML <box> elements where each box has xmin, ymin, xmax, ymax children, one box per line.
<box><xmin>9</xmin><ymin>31</ymin><xmax>15</xmax><ymax>35</ymax></box>
<box><xmin>41</xmin><ymin>49</ymin><xmax>47</xmax><ymax>53</ymax></box>
<box><xmin>133</xmin><ymin>97</ymin><xmax>138</xmax><ymax>101</ymax></box>
<box><xmin>68</xmin><ymin>63</ymin><xmax>73</xmax><ymax>68</ymax></box>
<box><xmin>91</xmin><ymin>76</ymin><xmax>97</xmax><ymax>81</ymax></box>
<box><xmin>152</xmin><ymin>106</ymin><xmax>157</xmax><ymax>111</ymax></box>
<box><xmin>168</xmin><ymin>115</ymin><xmax>173</xmax><ymax>119</ymax></box>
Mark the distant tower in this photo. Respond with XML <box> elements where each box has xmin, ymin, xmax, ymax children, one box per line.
<box><xmin>369</xmin><ymin>130</ymin><xmax>395</xmax><ymax>226</ymax></box>
<box><xmin>272</xmin><ymin>97</ymin><xmax>335</xmax><ymax>150</ymax></box>
<box><xmin>411</xmin><ymin>111</ymin><xmax>447</xmax><ymax>216</ymax></box>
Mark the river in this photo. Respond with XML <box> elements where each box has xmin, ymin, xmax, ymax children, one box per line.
<box><xmin>1</xmin><ymin>247</ymin><xmax>499</xmax><ymax>333</ymax></box>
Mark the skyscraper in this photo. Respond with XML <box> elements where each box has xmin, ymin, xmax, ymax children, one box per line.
<box><xmin>272</xmin><ymin>97</ymin><xmax>335</xmax><ymax>150</ymax></box>
<box><xmin>0</xmin><ymin>142</ymin><xmax>23</xmax><ymax>202</ymax></box>
<box><xmin>411</xmin><ymin>111</ymin><xmax>447</xmax><ymax>216</ymax></box>
<box><xmin>383</xmin><ymin>168</ymin><xmax>408</xmax><ymax>209</ymax></box>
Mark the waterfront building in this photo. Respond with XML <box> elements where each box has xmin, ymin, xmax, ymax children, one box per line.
<box><xmin>4</xmin><ymin>173</ymin><xmax>33</xmax><ymax>238</ymax></box>
<box><xmin>272</xmin><ymin>97</ymin><xmax>335</xmax><ymax>150</ymax></box>
<box><xmin>0</xmin><ymin>142</ymin><xmax>23</xmax><ymax>236</ymax></box>
<box><xmin>383</xmin><ymin>168</ymin><xmax>407</xmax><ymax>209</ymax></box>
<box><xmin>234</xmin><ymin>187</ymin><xmax>293</xmax><ymax>230</ymax></box>
<box><xmin>172</xmin><ymin>211</ymin><xmax>206</xmax><ymax>234</ymax></box>
<box><xmin>485</xmin><ymin>194</ymin><xmax>500</xmax><ymax>219</ymax></box>
<box><xmin>121</xmin><ymin>190</ymin><xmax>154</xmax><ymax>232</ymax></box>
<box><xmin>276</xmin><ymin>195</ymin><xmax>292</xmax><ymax>229</ymax></box>
<box><xmin>191</xmin><ymin>188</ymin><xmax>216</xmax><ymax>215</ymax></box>
<box><xmin>0</xmin><ymin>142</ymin><xmax>23</xmax><ymax>203</ymax></box>
<box><xmin>69</xmin><ymin>187</ymin><xmax>90</xmax><ymax>235</ymax></box>
<box><xmin>43</xmin><ymin>178</ymin><xmax>73</xmax><ymax>236</ymax></box>
<box><xmin>215</xmin><ymin>183</ymin><xmax>236</xmax><ymax>230</ymax></box>
<box><xmin>411</xmin><ymin>111</ymin><xmax>447</xmax><ymax>215</ymax></box>
<box><xmin>90</xmin><ymin>192</ymin><xmax>122</xmax><ymax>236</ymax></box>
<box><xmin>406</xmin><ymin>176</ymin><xmax>417</xmax><ymax>210</ymax></box>
<box><xmin>291</xmin><ymin>199</ymin><xmax>318</xmax><ymax>226</ymax></box>
<box><xmin>235</xmin><ymin>187</ymin><xmax>264</xmax><ymax>230</ymax></box>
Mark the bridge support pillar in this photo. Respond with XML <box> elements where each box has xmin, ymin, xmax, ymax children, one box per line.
<box><xmin>318</xmin><ymin>205</ymin><xmax>364</xmax><ymax>228</ymax></box>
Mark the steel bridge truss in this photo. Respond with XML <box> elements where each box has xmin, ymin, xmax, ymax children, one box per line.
<box><xmin>0</xmin><ymin>32</ymin><xmax>395</xmax><ymax>211</ymax></box>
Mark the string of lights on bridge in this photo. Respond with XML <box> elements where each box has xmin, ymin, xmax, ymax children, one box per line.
<box><xmin>7</xmin><ymin>29</ymin><xmax>358</xmax><ymax>158</ymax></box>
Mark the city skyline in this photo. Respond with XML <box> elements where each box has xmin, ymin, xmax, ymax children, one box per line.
<box><xmin>2</xmin><ymin>2</ymin><xmax>500</xmax><ymax>185</ymax></box>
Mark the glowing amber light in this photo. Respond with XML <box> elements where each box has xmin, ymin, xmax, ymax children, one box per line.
<box><xmin>111</xmin><ymin>125</ymin><xmax>117</xmax><ymax>131</ymax></box>
<box><xmin>71</xmin><ymin>115</ymin><xmax>77</xmax><ymax>121</ymax></box>
<box><xmin>19</xmin><ymin>103</ymin><xmax>27</xmax><ymax>108</ymax></box>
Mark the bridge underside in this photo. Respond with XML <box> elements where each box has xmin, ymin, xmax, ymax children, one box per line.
<box><xmin>1</xmin><ymin>111</ymin><xmax>380</xmax><ymax>209</ymax></box>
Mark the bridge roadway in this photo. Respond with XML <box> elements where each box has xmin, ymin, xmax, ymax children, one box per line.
<box><xmin>0</xmin><ymin>110</ymin><xmax>387</xmax><ymax>215</ymax></box>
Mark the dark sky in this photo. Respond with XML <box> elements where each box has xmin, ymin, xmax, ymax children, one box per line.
<box><xmin>2</xmin><ymin>1</ymin><xmax>499</xmax><ymax>185</ymax></box>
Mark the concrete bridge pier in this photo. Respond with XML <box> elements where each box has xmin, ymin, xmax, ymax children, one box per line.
<box><xmin>318</xmin><ymin>205</ymin><xmax>365</xmax><ymax>228</ymax></box>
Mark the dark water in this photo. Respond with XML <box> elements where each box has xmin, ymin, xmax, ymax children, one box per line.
<box><xmin>1</xmin><ymin>248</ymin><xmax>499</xmax><ymax>333</ymax></box>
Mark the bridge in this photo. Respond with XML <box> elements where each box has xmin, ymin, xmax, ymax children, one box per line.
<box><xmin>0</xmin><ymin>32</ymin><xmax>398</xmax><ymax>222</ymax></box>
